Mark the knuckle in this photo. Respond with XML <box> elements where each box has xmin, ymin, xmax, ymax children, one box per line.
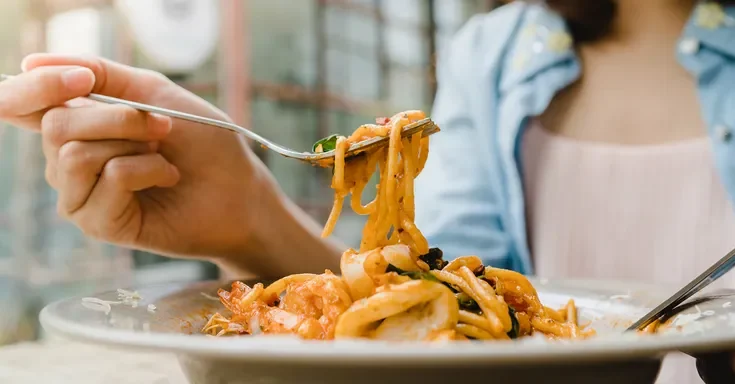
<box><xmin>41</xmin><ymin>108</ymin><xmax>69</xmax><ymax>145</ymax></box>
<box><xmin>108</xmin><ymin>104</ymin><xmax>139</xmax><ymax>126</ymax></box>
<box><xmin>57</xmin><ymin>141</ymin><xmax>95</xmax><ymax>171</ymax></box>
<box><xmin>82</xmin><ymin>56</ymin><xmax>104</xmax><ymax>73</ymax></box>
<box><xmin>103</xmin><ymin>157</ymin><xmax>133</xmax><ymax>184</ymax></box>
<box><xmin>58</xmin><ymin>140</ymin><xmax>85</xmax><ymax>158</ymax></box>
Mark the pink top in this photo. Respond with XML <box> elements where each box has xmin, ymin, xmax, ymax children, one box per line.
<box><xmin>521</xmin><ymin>120</ymin><xmax>735</xmax><ymax>384</ymax></box>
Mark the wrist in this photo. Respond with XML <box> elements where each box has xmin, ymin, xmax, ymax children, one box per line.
<box><xmin>218</xmin><ymin>166</ymin><xmax>343</xmax><ymax>278</ymax></box>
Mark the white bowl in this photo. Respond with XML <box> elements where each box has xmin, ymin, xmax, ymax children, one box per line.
<box><xmin>39</xmin><ymin>278</ymin><xmax>735</xmax><ymax>384</ymax></box>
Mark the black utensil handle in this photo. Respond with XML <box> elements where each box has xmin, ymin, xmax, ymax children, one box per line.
<box><xmin>696</xmin><ymin>352</ymin><xmax>735</xmax><ymax>384</ymax></box>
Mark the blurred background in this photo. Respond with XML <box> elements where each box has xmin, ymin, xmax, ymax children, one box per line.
<box><xmin>0</xmin><ymin>0</ymin><xmax>501</xmax><ymax>346</ymax></box>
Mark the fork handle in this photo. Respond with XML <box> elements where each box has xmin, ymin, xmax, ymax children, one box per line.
<box><xmin>1</xmin><ymin>73</ymin><xmax>302</xmax><ymax>158</ymax></box>
<box><xmin>87</xmin><ymin>94</ymin><xmax>246</xmax><ymax>136</ymax></box>
<box><xmin>84</xmin><ymin>93</ymin><xmax>306</xmax><ymax>158</ymax></box>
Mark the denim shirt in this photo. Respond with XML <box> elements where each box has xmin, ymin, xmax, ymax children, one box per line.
<box><xmin>414</xmin><ymin>1</ymin><xmax>735</xmax><ymax>275</ymax></box>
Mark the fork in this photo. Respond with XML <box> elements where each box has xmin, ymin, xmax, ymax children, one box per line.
<box><xmin>627</xmin><ymin>245</ymin><xmax>735</xmax><ymax>331</ymax></box>
<box><xmin>0</xmin><ymin>73</ymin><xmax>440</xmax><ymax>166</ymax></box>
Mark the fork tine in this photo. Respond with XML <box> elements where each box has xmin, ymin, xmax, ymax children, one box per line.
<box><xmin>305</xmin><ymin>119</ymin><xmax>440</xmax><ymax>166</ymax></box>
<box><xmin>345</xmin><ymin>119</ymin><xmax>439</xmax><ymax>156</ymax></box>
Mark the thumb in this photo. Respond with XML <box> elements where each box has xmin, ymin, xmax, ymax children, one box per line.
<box><xmin>21</xmin><ymin>53</ymin><xmax>169</xmax><ymax>101</ymax></box>
<box><xmin>0</xmin><ymin>65</ymin><xmax>95</xmax><ymax>120</ymax></box>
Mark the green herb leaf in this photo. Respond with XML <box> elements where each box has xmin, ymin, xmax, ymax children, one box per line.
<box><xmin>312</xmin><ymin>134</ymin><xmax>339</xmax><ymax>153</ymax></box>
<box><xmin>404</xmin><ymin>271</ymin><xmax>440</xmax><ymax>282</ymax></box>
<box><xmin>442</xmin><ymin>282</ymin><xmax>458</xmax><ymax>293</ymax></box>
<box><xmin>507</xmin><ymin>307</ymin><xmax>520</xmax><ymax>339</ymax></box>
<box><xmin>386</xmin><ymin>264</ymin><xmax>440</xmax><ymax>283</ymax></box>
<box><xmin>456</xmin><ymin>292</ymin><xmax>480</xmax><ymax>312</ymax></box>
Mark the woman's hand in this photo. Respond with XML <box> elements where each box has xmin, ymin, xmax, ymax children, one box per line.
<box><xmin>695</xmin><ymin>351</ymin><xmax>735</xmax><ymax>383</ymax></box>
<box><xmin>0</xmin><ymin>54</ymin><xmax>341</xmax><ymax>277</ymax></box>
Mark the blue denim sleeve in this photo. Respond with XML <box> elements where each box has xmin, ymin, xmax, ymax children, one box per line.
<box><xmin>414</xmin><ymin>10</ymin><xmax>520</xmax><ymax>269</ymax></box>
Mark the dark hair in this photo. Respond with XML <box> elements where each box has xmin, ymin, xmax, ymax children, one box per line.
<box><xmin>543</xmin><ymin>0</ymin><xmax>735</xmax><ymax>42</ymax></box>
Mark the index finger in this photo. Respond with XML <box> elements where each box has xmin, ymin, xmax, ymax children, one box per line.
<box><xmin>42</xmin><ymin>103</ymin><xmax>172</xmax><ymax>147</ymax></box>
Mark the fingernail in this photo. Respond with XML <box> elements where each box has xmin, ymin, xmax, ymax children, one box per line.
<box><xmin>61</xmin><ymin>68</ymin><xmax>94</xmax><ymax>94</ymax></box>
<box><xmin>20</xmin><ymin>53</ymin><xmax>40</xmax><ymax>72</ymax></box>
<box><xmin>149</xmin><ymin>113</ymin><xmax>172</xmax><ymax>135</ymax></box>
<box><xmin>20</xmin><ymin>57</ymin><xmax>30</xmax><ymax>72</ymax></box>
<box><xmin>65</xmin><ymin>97</ymin><xmax>95</xmax><ymax>108</ymax></box>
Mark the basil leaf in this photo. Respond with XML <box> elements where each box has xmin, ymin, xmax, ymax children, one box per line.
<box><xmin>507</xmin><ymin>307</ymin><xmax>520</xmax><ymax>339</ymax></box>
<box><xmin>403</xmin><ymin>271</ymin><xmax>440</xmax><ymax>282</ymax></box>
<box><xmin>312</xmin><ymin>134</ymin><xmax>339</xmax><ymax>153</ymax></box>
<box><xmin>387</xmin><ymin>264</ymin><xmax>440</xmax><ymax>283</ymax></box>
<box><xmin>456</xmin><ymin>293</ymin><xmax>480</xmax><ymax>312</ymax></box>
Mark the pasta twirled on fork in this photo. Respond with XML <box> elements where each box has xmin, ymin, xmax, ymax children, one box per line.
<box><xmin>204</xmin><ymin>111</ymin><xmax>595</xmax><ymax>341</ymax></box>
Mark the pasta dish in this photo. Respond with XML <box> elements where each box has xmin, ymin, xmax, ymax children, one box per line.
<box><xmin>203</xmin><ymin>110</ymin><xmax>595</xmax><ymax>341</ymax></box>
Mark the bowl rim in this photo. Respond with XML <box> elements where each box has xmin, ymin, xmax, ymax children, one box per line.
<box><xmin>39</xmin><ymin>277</ymin><xmax>735</xmax><ymax>366</ymax></box>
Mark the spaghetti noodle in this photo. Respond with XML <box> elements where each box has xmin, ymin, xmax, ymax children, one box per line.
<box><xmin>203</xmin><ymin>111</ymin><xmax>595</xmax><ymax>341</ymax></box>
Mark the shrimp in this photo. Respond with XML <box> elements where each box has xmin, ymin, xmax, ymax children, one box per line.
<box><xmin>209</xmin><ymin>272</ymin><xmax>352</xmax><ymax>339</ymax></box>
<box><xmin>280</xmin><ymin>272</ymin><xmax>353</xmax><ymax>339</ymax></box>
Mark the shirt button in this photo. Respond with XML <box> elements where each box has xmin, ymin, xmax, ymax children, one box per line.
<box><xmin>679</xmin><ymin>37</ymin><xmax>700</xmax><ymax>55</ymax></box>
<box><xmin>715</xmin><ymin>125</ymin><xmax>732</xmax><ymax>142</ymax></box>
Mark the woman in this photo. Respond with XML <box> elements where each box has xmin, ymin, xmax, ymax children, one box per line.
<box><xmin>0</xmin><ymin>0</ymin><xmax>732</xmax><ymax>382</ymax></box>
<box><xmin>414</xmin><ymin>0</ymin><xmax>735</xmax><ymax>382</ymax></box>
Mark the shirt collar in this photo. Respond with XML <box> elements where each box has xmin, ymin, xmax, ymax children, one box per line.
<box><xmin>500</xmin><ymin>1</ymin><xmax>735</xmax><ymax>93</ymax></box>
<box><xmin>499</xmin><ymin>3</ymin><xmax>575</xmax><ymax>93</ymax></box>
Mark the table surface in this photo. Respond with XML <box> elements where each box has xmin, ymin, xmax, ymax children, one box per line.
<box><xmin>0</xmin><ymin>339</ymin><xmax>187</xmax><ymax>384</ymax></box>
<box><xmin>0</xmin><ymin>338</ymin><xmax>710</xmax><ymax>384</ymax></box>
